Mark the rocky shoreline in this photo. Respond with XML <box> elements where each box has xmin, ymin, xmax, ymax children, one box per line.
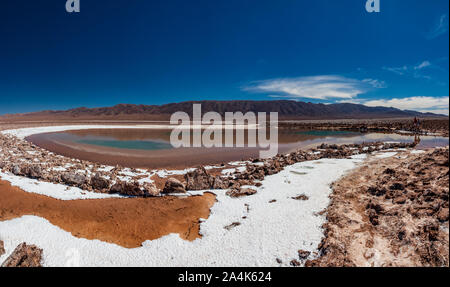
<box><xmin>304</xmin><ymin>147</ymin><xmax>449</xmax><ymax>267</ymax></box>
<box><xmin>0</xmin><ymin>132</ymin><xmax>419</xmax><ymax>199</ymax></box>
<box><xmin>278</xmin><ymin>118</ymin><xmax>449</xmax><ymax>137</ymax></box>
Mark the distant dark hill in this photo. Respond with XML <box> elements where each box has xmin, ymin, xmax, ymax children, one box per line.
<box><xmin>1</xmin><ymin>100</ymin><xmax>445</xmax><ymax>121</ymax></box>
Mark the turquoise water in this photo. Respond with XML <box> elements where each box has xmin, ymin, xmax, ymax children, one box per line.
<box><xmin>76</xmin><ymin>139</ymin><xmax>173</xmax><ymax>150</ymax></box>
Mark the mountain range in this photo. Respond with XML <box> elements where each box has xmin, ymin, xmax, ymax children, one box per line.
<box><xmin>1</xmin><ymin>100</ymin><xmax>446</xmax><ymax>121</ymax></box>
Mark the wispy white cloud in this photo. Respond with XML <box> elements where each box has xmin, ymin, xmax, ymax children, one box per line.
<box><xmin>427</xmin><ymin>14</ymin><xmax>449</xmax><ymax>39</ymax></box>
<box><xmin>414</xmin><ymin>61</ymin><xmax>431</xmax><ymax>70</ymax></box>
<box><xmin>383</xmin><ymin>60</ymin><xmax>434</xmax><ymax>79</ymax></box>
<box><xmin>244</xmin><ymin>75</ymin><xmax>384</xmax><ymax>100</ymax></box>
<box><xmin>341</xmin><ymin>96</ymin><xmax>449</xmax><ymax>115</ymax></box>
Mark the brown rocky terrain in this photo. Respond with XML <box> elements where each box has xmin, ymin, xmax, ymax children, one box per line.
<box><xmin>305</xmin><ymin>147</ymin><xmax>449</xmax><ymax>267</ymax></box>
<box><xmin>0</xmin><ymin>240</ymin><xmax>4</xmax><ymax>257</ymax></box>
<box><xmin>278</xmin><ymin>118</ymin><xmax>449</xmax><ymax>137</ymax></box>
<box><xmin>1</xmin><ymin>243</ymin><xmax>43</xmax><ymax>267</ymax></box>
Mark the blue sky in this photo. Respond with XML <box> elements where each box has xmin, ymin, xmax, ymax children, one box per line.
<box><xmin>0</xmin><ymin>0</ymin><xmax>448</xmax><ymax>115</ymax></box>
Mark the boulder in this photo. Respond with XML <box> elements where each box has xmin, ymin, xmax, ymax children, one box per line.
<box><xmin>393</xmin><ymin>195</ymin><xmax>407</xmax><ymax>205</ymax></box>
<box><xmin>162</xmin><ymin>178</ymin><xmax>186</xmax><ymax>194</ymax></box>
<box><xmin>226</xmin><ymin>187</ymin><xmax>257</xmax><ymax>198</ymax></box>
<box><xmin>212</xmin><ymin>176</ymin><xmax>229</xmax><ymax>190</ymax></box>
<box><xmin>61</xmin><ymin>172</ymin><xmax>88</xmax><ymax>186</ymax></box>
<box><xmin>23</xmin><ymin>165</ymin><xmax>43</xmax><ymax>179</ymax></box>
<box><xmin>11</xmin><ymin>165</ymin><xmax>22</xmax><ymax>176</ymax></box>
<box><xmin>437</xmin><ymin>208</ymin><xmax>449</xmax><ymax>222</ymax></box>
<box><xmin>109</xmin><ymin>181</ymin><xmax>124</xmax><ymax>194</ymax></box>
<box><xmin>110</xmin><ymin>181</ymin><xmax>145</xmax><ymax>197</ymax></box>
<box><xmin>142</xmin><ymin>182</ymin><xmax>160</xmax><ymax>197</ymax></box>
<box><xmin>1</xmin><ymin>243</ymin><xmax>43</xmax><ymax>267</ymax></box>
<box><xmin>290</xmin><ymin>259</ymin><xmax>301</xmax><ymax>267</ymax></box>
<box><xmin>185</xmin><ymin>167</ymin><xmax>214</xmax><ymax>190</ymax></box>
<box><xmin>90</xmin><ymin>174</ymin><xmax>110</xmax><ymax>190</ymax></box>
<box><xmin>298</xmin><ymin>250</ymin><xmax>311</xmax><ymax>260</ymax></box>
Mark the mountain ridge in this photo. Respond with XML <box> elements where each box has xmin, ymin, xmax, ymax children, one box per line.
<box><xmin>1</xmin><ymin>100</ymin><xmax>446</xmax><ymax>120</ymax></box>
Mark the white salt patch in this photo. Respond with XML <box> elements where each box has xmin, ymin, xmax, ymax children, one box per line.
<box><xmin>350</xmin><ymin>154</ymin><xmax>367</xmax><ymax>160</ymax></box>
<box><xmin>0</xmin><ymin>157</ymin><xmax>364</xmax><ymax>267</ymax></box>
<box><xmin>97</xmin><ymin>166</ymin><xmax>114</xmax><ymax>172</ymax></box>
<box><xmin>51</xmin><ymin>167</ymin><xmax>67</xmax><ymax>172</ymax></box>
<box><xmin>221</xmin><ymin>168</ymin><xmax>236</xmax><ymax>175</ymax></box>
<box><xmin>0</xmin><ymin>172</ymin><xmax>123</xmax><ymax>200</ymax></box>
<box><xmin>374</xmin><ymin>152</ymin><xmax>398</xmax><ymax>159</ymax></box>
<box><xmin>155</xmin><ymin>168</ymin><xmax>197</xmax><ymax>178</ymax></box>
<box><xmin>411</xmin><ymin>150</ymin><xmax>426</xmax><ymax>154</ymax></box>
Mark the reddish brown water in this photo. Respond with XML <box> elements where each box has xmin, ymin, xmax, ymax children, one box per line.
<box><xmin>27</xmin><ymin>128</ymin><xmax>448</xmax><ymax>169</ymax></box>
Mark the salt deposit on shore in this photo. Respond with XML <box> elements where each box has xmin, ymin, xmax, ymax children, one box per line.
<box><xmin>0</xmin><ymin>155</ymin><xmax>366</xmax><ymax>267</ymax></box>
<box><xmin>0</xmin><ymin>171</ymin><xmax>123</xmax><ymax>200</ymax></box>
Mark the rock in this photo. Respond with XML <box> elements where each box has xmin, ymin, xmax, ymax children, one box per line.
<box><xmin>367</xmin><ymin>186</ymin><xmax>386</xmax><ymax>196</ymax></box>
<box><xmin>125</xmin><ymin>182</ymin><xmax>146</xmax><ymax>196</ymax></box>
<box><xmin>292</xmin><ymin>194</ymin><xmax>309</xmax><ymax>201</ymax></box>
<box><xmin>390</xmin><ymin>182</ymin><xmax>405</xmax><ymax>191</ymax></box>
<box><xmin>224</xmin><ymin>222</ymin><xmax>241</xmax><ymax>230</ymax></box>
<box><xmin>437</xmin><ymin>208</ymin><xmax>449</xmax><ymax>222</ymax></box>
<box><xmin>108</xmin><ymin>181</ymin><xmax>146</xmax><ymax>196</ymax></box>
<box><xmin>226</xmin><ymin>187</ymin><xmax>257</xmax><ymax>198</ymax></box>
<box><xmin>422</xmin><ymin>221</ymin><xmax>439</xmax><ymax>241</ymax></box>
<box><xmin>393</xmin><ymin>196</ymin><xmax>407</xmax><ymax>204</ymax></box>
<box><xmin>384</xmin><ymin>168</ymin><xmax>396</xmax><ymax>175</ymax></box>
<box><xmin>290</xmin><ymin>259</ymin><xmax>301</xmax><ymax>267</ymax></box>
<box><xmin>185</xmin><ymin>167</ymin><xmax>214</xmax><ymax>190</ymax></box>
<box><xmin>367</xmin><ymin>209</ymin><xmax>379</xmax><ymax>226</ymax></box>
<box><xmin>11</xmin><ymin>165</ymin><xmax>22</xmax><ymax>175</ymax></box>
<box><xmin>398</xmin><ymin>230</ymin><xmax>406</xmax><ymax>241</ymax></box>
<box><xmin>19</xmin><ymin>165</ymin><xmax>43</xmax><ymax>179</ymax></box>
<box><xmin>276</xmin><ymin>258</ymin><xmax>282</xmax><ymax>264</ymax></box>
<box><xmin>162</xmin><ymin>178</ymin><xmax>186</xmax><ymax>193</ymax></box>
<box><xmin>90</xmin><ymin>174</ymin><xmax>110</xmax><ymax>190</ymax></box>
<box><xmin>212</xmin><ymin>176</ymin><xmax>229</xmax><ymax>190</ymax></box>
<box><xmin>298</xmin><ymin>250</ymin><xmax>311</xmax><ymax>260</ymax></box>
<box><xmin>1</xmin><ymin>243</ymin><xmax>43</xmax><ymax>267</ymax></box>
<box><xmin>0</xmin><ymin>240</ymin><xmax>4</xmax><ymax>257</ymax></box>
<box><xmin>61</xmin><ymin>172</ymin><xmax>88</xmax><ymax>186</ymax></box>
<box><xmin>142</xmin><ymin>182</ymin><xmax>160</xmax><ymax>197</ymax></box>
<box><xmin>109</xmin><ymin>181</ymin><xmax>124</xmax><ymax>194</ymax></box>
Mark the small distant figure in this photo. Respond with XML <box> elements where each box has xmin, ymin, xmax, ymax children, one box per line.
<box><xmin>413</xmin><ymin>117</ymin><xmax>420</xmax><ymax>133</ymax></box>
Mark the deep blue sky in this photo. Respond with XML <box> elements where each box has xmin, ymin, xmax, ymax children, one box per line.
<box><xmin>0</xmin><ymin>0</ymin><xmax>448</xmax><ymax>115</ymax></box>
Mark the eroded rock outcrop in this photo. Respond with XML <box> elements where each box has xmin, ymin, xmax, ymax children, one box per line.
<box><xmin>0</xmin><ymin>240</ymin><xmax>4</xmax><ymax>257</ymax></box>
<box><xmin>1</xmin><ymin>243</ymin><xmax>43</xmax><ymax>267</ymax></box>
<box><xmin>226</xmin><ymin>187</ymin><xmax>257</xmax><ymax>198</ymax></box>
<box><xmin>162</xmin><ymin>178</ymin><xmax>186</xmax><ymax>194</ymax></box>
